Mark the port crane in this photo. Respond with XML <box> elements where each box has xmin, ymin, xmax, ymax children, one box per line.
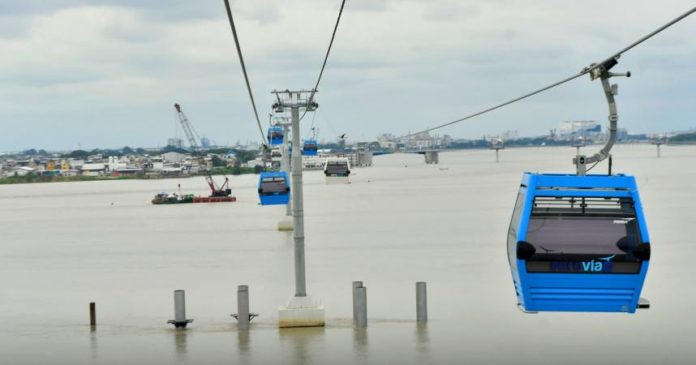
<box><xmin>174</xmin><ymin>103</ymin><xmax>201</xmax><ymax>150</ymax></box>
<box><xmin>205</xmin><ymin>173</ymin><xmax>232</xmax><ymax>197</ymax></box>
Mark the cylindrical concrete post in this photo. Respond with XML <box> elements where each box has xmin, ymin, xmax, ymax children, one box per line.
<box><xmin>237</xmin><ymin>285</ymin><xmax>250</xmax><ymax>330</ymax></box>
<box><xmin>352</xmin><ymin>281</ymin><xmax>363</xmax><ymax>324</ymax></box>
<box><xmin>416</xmin><ymin>282</ymin><xmax>428</xmax><ymax>322</ymax></box>
<box><xmin>168</xmin><ymin>290</ymin><xmax>193</xmax><ymax>328</ymax></box>
<box><xmin>174</xmin><ymin>290</ymin><xmax>186</xmax><ymax>323</ymax></box>
<box><xmin>89</xmin><ymin>302</ymin><xmax>96</xmax><ymax>327</ymax></box>
<box><xmin>354</xmin><ymin>285</ymin><xmax>367</xmax><ymax>328</ymax></box>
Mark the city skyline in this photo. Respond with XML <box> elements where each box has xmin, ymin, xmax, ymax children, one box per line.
<box><xmin>1</xmin><ymin>1</ymin><xmax>695</xmax><ymax>151</ymax></box>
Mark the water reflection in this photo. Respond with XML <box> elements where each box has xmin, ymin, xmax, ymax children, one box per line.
<box><xmin>237</xmin><ymin>330</ymin><xmax>251</xmax><ymax>357</ymax></box>
<box><xmin>89</xmin><ymin>327</ymin><xmax>98</xmax><ymax>361</ymax></box>
<box><xmin>352</xmin><ymin>327</ymin><xmax>369</xmax><ymax>362</ymax></box>
<box><xmin>173</xmin><ymin>329</ymin><xmax>188</xmax><ymax>357</ymax></box>
<box><xmin>279</xmin><ymin>327</ymin><xmax>324</xmax><ymax>365</ymax></box>
<box><xmin>415</xmin><ymin>324</ymin><xmax>430</xmax><ymax>354</ymax></box>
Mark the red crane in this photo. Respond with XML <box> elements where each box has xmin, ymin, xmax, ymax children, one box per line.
<box><xmin>205</xmin><ymin>173</ymin><xmax>232</xmax><ymax>197</ymax></box>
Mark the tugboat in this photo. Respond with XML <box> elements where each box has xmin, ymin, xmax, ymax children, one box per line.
<box><xmin>151</xmin><ymin>174</ymin><xmax>237</xmax><ymax>205</ymax></box>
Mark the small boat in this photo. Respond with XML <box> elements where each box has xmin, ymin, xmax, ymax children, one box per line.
<box><xmin>151</xmin><ymin>193</ymin><xmax>194</xmax><ymax>205</ymax></box>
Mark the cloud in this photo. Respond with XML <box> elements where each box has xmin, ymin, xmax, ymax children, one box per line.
<box><xmin>0</xmin><ymin>0</ymin><xmax>695</xmax><ymax>151</ymax></box>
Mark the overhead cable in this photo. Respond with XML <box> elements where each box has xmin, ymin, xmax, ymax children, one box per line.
<box><xmin>223</xmin><ymin>0</ymin><xmax>267</xmax><ymax>145</ymax></box>
<box><xmin>300</xmin><ymin>0</ymin><xmax>347</xmax><ymax>121</ymax></box>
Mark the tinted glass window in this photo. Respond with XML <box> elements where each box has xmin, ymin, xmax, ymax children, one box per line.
<box><xmin>326</xmin><ymin>163</ymin><xmax>349</xmax><ymax>175</ymax></box>
<box><xmin>261</xmin><ymin>178</ymin><xmax>287</xmax><ymax>194</ymax></box>
<box><xmin>525</xmin><ymin>196</ymin><xmax>643</xmax><ymax>274</ymax></box>
<box><xmin>526</xmin><ymin>216</ymin><xmax>640</xmax><ymax>256</ymax></box>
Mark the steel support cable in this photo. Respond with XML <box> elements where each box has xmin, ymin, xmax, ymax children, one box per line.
<box><xmin>300</xmin><ymin>0</ymin><xmax>347</xmax><ymax>122</ymax></box>
<box><xmin>400</xmin><ymin>6</ymin><xmax>696</xmax><ymax>139</ymax></box>
<box><xmin>223</xmin><ymin>0</ymin><xmax>267</xmax><ymax>146</ymax></box>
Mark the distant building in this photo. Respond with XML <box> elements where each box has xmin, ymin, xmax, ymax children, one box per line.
<box><xmin>162</xmin><ymin>152</ymin><xmax>187</xmax><ymax>164</ymax></box>
<box><xmin>500</xmin><ymin>130</ymin><xmax>519</xmax><ymax>141</ymax></box>
<box><xmin>377</xmin><ymin>134</ymin><xmax>398</xmax><ymax>149</ymax></box>
<box><xmin>167</xmin><ymin>138</ymin><xmax>184</xmax><ymax>149</ymax></box>
<box><xmin>7</xmin><ymin>166</ymin><xmax>34</xmax><ymax>177</ymax></box>
<box><xmin>551</xmin><ymin>121</ymin><xmax>602</xmax><ymax>141</ymax></box>
<box><xmin>201</xmin><ymin>137</ymin><xmax>211</xmax><ymax>148</ymax></box>
<box><xmin>81</xmin><ymin>163</ymin><xmax>107</xmax><ymax>176</ymax></box>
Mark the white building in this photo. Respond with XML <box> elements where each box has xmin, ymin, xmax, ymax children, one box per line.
<box><xmin>552</xmin><ymin>121</ymin><xmax>602</xmax><ymax>141</ymax></box>
<box><xmin>81</xmin><ymin>163</ymin><xmax>107</xmax><ymax>176</ymax></box>
<box><xmin>167</xmin><ymin>138</ymin><xmax>184</xmax><ymax>149</ymax></box>
<box><xmin>162</xmin><ymin>152</ymin><xmax>187</xmax><ymax>164</ymax></box>
<box><xmin>377</xmin><ymin>134</ymin><xmax>398</xmax><ymax>149</ymax></box>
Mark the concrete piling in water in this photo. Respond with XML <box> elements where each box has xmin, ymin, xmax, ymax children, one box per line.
<box><xmin>424</xmin><ymin>151</ymin><xmax>439</xmax><ymax>164</ymax></box>
<box><xmin>167</xmin><ymin>290</ymin><xmax>193</xmax><ymax>329</ymax></box>
<box><xmin>237</xmin><ymin>285</ymin><xmax>250</xmax><ymax>330</ymax></box>
<box><xmin>352</xmin><ymin>281</ymin><xmax>363</xmax><ymax>325</ymax></box>
<box><xmin>232</xmin><ymin>285</ymin><xmax>259</xmax><ymax>326</ymax></box>
<box><xmin>416</xmin><ymin>282</ymin><xmax>428</xmax><ymax>322</ymax></box>
<box><xmin>89</xmin><ymin>302</ymin><xmax>96</xmax><ymax>327</ymax></box>
<box><xmin>353</xmin><ymin>282</ymin><xmax>367</xmax><ymax>328</ymax></box>
<box><xmin>174</xmin><ymin>290</ymin><xmax>186</xmax><ymax>323</ymax></box>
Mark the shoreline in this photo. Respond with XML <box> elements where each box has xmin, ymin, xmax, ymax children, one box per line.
<box><xmin>0</xmin><ymin>167</ymin><xmax>258</xmax><ymax>185</ymax></box>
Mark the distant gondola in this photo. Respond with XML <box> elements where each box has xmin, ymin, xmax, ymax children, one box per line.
<box><xmin>267</xmin><ymin>127</ymin><xmax>284</xmax><ymax>146</ymax></box>
<box><xmin>324</xmin><ymin>157</ymin><xmax>350</xmax><ymax>184</ymax></box>
<box><xmin>302</xmin><ymin>139</ymin><xmax>318</xmax><ymax>156</ymax></box>
<box><xmin>258</xmin><ymin>171</ymin><xmax>290</xmax><ymax>205</ymax></box>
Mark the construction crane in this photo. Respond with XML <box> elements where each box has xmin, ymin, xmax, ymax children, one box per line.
<box><xmin>174</xmin><ymin>103</ymin><xmax>201</xmax><ymax>150</ymax></box>
<box><xmin>205</xmin><ymin>173</ymin><xmax>232</xmax><ymax>197</ymax></box>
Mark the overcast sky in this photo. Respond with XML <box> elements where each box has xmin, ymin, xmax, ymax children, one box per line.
<box><xmin>1</xmin><ymin>0</ymin><xmax>695</xmax><ymax>151</ymax></box>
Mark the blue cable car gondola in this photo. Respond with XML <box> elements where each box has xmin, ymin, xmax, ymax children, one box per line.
<box><xmin>267</xmin><ymin>127</ymin><xmax>284</xmax><ymax>146</ymax></box>
<box><xmin>507</xmin><ymin>58</ymin><xmax>650</xmax><ymax>313</ymax></box>
<box><xmin>302</xmin><ymin>139</ymin><xmax>318</xmax><ymax>156</ymax></box>
<box><xmin>257</xmin><ymin>171</ymin><xmax>290</xmax><ymax>205</ymax></box>
<box><xmin>508</xmin><ymin>173</ymin><xmax>650</xmax><ymax>313</ymax></box>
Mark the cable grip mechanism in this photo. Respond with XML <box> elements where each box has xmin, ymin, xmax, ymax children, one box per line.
<box><xmin>573</xmin><ymin>58</ymin><xmax>631</xmax><ymax>175</ymax></box>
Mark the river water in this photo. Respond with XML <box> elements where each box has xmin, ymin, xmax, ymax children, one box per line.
<box><xmin>1</xmin><ymin>145</ymin><xmax>695</xmax><ymax>364</ymax></box>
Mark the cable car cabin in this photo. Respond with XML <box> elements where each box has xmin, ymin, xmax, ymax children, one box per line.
<box><xmin>324</xmin><ymin>157</ymin><xmax>351</xmax><ymax>184</ymax></box>
<box><xmin>508</xmin><ymin>173</ymin><xmax>650</xmax><ymax>313</ymax></box>
<box><xmin>258</xmin><ymin>171</ymin><xmax>290</xmax><ymax>205</ymax></box>
<box><xmin>302</xmin><ymin>139</ymin><xmax>318</xmax><ymax>156</ymax></box>
<box><xmin>267</xmin><ymin>127</ymin><xmax>284</xmax><ymax>146</ymax></box>
<box><xmin>270</xmin><ymin>148</ymin><xmax>282</xmax><ymax>160</ymax></box>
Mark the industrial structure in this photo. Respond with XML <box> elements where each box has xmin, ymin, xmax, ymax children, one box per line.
<box><xmin>174</xmin><ymin>103</ymin><xmax>202</xmax><ymax>151</ymax></box>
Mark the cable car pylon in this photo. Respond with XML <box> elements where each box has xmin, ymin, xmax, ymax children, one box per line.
<box><xmin>272</xmin><ymin>89</ymin><xmax>325</xmax><ymax>328</ymax></box>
